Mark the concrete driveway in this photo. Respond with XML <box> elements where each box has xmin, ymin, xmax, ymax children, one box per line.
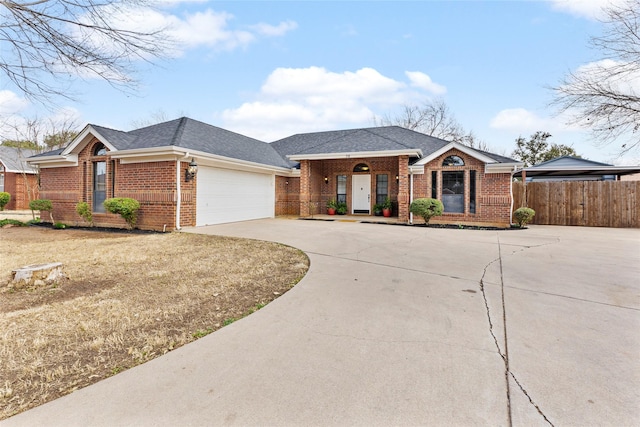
<box><xmin>3</xmin><ymin>219</ymin><xmax>639</xmax><ymax>426</ymax></box>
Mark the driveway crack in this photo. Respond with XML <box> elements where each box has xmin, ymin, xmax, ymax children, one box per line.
<box><xmin>479</xmin><ymin>233</ymin><xmax>555</xmax><ymax>427</ymax></box>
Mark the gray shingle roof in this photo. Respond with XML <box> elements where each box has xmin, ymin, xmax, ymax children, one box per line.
<box><xmin>527</xmin><ymin>155</ymin><xmax>611</xmax><ymax>169</ymax></box>
<box><xmin>30</xmin><ymin>119</ymin><xmax>518</xmax><ymax>168</ymax></box>
<box><xmin>474</xmin><ymin>149</ymin><xmax>519</xmax><ymax>164</ymax></box>
<box><xmin>0</xmin><ymin>146</ymin><xmax>37</xmax><ymax>173</ymax></box>
<box><xmin>271</xmin><ymin>126</ymin><xmax>449</xmax><ymax>158</ymax></box>
<box><xmin>93</xmin><ymin>118</ymin><xmax>291</xmax><ymax>169</ymax></box>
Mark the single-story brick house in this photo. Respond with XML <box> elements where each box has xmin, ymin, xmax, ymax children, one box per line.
<box><xmin>26</xmin><ymin>117</ymin><xmax>522</xmax><ymax>230</ymax></box>
<box><xmin>0</xmin><ymin>146</ymin><xmax>38</xmax><ymax>210</ymax></box>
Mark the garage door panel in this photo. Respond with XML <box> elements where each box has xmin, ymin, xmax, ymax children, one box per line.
<box><xmin>196</xmin><ymin>167</ymin><xmax>274</xmax><ymax>226</ymax></box>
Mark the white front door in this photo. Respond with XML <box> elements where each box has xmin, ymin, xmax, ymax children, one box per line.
<box><xmin>352</xmin><ymin>174</ymin><xmax>371</xmax><ymax>214</ymax></box>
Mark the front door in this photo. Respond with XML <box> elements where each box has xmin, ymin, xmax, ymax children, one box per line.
<box><xmin>352</xmin><ymin>174</ymin><xmax>371</xmax><ymax>214</ymax></box>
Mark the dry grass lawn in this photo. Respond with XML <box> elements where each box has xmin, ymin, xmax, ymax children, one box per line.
<box><xmin>0</xmin><ymin>226</ymin><xmax>309</xmax><ymax>420</ymax></box>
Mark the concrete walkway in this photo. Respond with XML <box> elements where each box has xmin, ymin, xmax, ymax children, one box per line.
<box><xmin>3</xmin><ymin>220</ymin><xmax>639</xmax><ymax>426</ymax></box>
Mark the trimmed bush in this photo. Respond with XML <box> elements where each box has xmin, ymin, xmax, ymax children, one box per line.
<box><xmin>29</xmin><ymin>199</ymin><xmax>54</xmax><ymax>222</ymax></box>
<box><xmin>0</xmin><ymin>192</ymin><xmax>10</xmax><ymax>211</ymax></box>
<box><xmin>104</xmin><ymin>197</ymin><xmax>140</xmax><ymax>229</ymax></box>
<box><xmin>514</xmin><ymin>207</ymin><xmax>535</xmax><ymax>228</ymax></box>
<box><xmin>410</xmin><ymin>198</ymin><xmax>444</xmax><ymax>224</ymax></box>
<box><xmin>75</xmin><ymin>201</ymin><xmax>93</xmax><ymax>225</ymax></box>
<box><xmin>29</xmin><ymin>199</ymin><xmax>53</xmax><ymax>211</ymax></box>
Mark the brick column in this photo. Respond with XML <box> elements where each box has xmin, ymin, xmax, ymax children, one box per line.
<box><xmin>299</xmin><ymin>159</ymin><xmax>310</xmax><ymax>217</ymax></box>
<box><xmin>397</xmin><ymin>155</ymin><xmax>410</xmax><ymax>223</ymax></box>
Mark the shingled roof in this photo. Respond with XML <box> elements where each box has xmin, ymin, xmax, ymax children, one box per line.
<box><xmin>272</xmin><ymin>126</ymin><xmax>448</xmax><ymax>158</ymax></box>
<box><xmin>30</xmin><ymin>118</ymin><xmax>518</xmax><ymax>168</ymax></box>
<box><xmin>90</xmin><ymin>118</ymin><xmax>292</xmax><ymax>169</ymax></box>
<box><xmin>0</xmin><ymin>146</ymin><xmax>37</xmax><ymax>173</ymax></box>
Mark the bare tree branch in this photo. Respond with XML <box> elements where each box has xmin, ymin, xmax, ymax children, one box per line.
<box><xmin>0</xmin><ymin>0</ymin><xmax>173</xmax><ymax>104</ymax></box>
<box><xmin>552</xmin><ymin>0</ymin><xmax>640</xmax><ymax>154</ymax></box>
<box><xmin>373</xmin><ymin>98</ymin><xmax>496</xmax><ymax>152</ymax></box>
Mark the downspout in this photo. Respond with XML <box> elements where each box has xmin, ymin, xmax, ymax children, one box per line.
<box><xmin>409</xmin><ymin>169</ymin><xmax>414</xmax><ymax>224</ymax></box>
<box><xmin>509</xmin><ymin>165</ymin><xmax>517</xmax><ymax>226</ymax></box>
<box><xmin>175</xmin><ymin>153</ymin><xmax>190</xmax><ymax>230</ymax></box>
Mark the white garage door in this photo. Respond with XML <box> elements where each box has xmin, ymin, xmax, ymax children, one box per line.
<box><xmin>196</xmin><ymin>166</ymin><xmax>275</xmax><ymax>226</ymax></box>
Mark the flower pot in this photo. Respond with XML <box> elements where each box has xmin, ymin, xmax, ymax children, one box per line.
<box><xmin>374</xmin><ymin>210</ymin><xmax>382</xmax><ymax>216</ymax></box>
<box><xmin>382</xmin><ymin>208</ymin><xmax>392</xmax><ymax>217</ymax></box>
<box><xmin>327</xmin><ymin>208</ymin><xmax>336</xmax><ymax>215</ymax></box>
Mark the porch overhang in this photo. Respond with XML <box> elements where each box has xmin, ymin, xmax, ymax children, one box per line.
<box><xmin>287</xmin><ymin>149</ymin><xmax>422</xmax><ymax>161</ymax></box>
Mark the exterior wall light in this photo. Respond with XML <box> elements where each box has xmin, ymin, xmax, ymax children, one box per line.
<box><xmin>185</xmin><ymin>158</ymin><xmax>198</xmax><ymax>181</ymax></box>
<box><xmin>395</xmin><ymin>175</ymin><xmax>399</xmax><ymax>183</ymax></box>
<box><xmin>324</xmin><ymin>176</ymin><xmax>329</xmax><ymax>184</ymax></box>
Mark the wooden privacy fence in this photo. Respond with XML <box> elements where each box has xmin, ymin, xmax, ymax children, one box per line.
<box><xmin>513</xmin><ymin>181</ymin><xmax>639</xmax><ymax>228</ymax></box>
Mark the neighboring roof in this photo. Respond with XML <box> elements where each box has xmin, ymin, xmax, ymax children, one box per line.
<box><xmin>514</xmin><ymin>156</ymin><xmax>640</xmax><ymax>178</ymax></box>
<box><xmin>0</xmin><ymin>146</ymin><xmax>37</xmax><ymax>173</ymax></box>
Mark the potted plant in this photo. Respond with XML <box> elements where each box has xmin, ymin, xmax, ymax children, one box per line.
<box><xmin>326</xmin><ymin>199</ymin><xmax>337</xmax><ymax>215</ymax></box>
<box><xmin>373</xmin><ymin>203</ymin><xmax>383</xmax><ymax>216</ymax></box>
<box><xmin>382</xmin><ymin>197</ymin><xmax>392</xmax><ymax>217</ymax></box>
<box><xmin>336</xmin><ymin>201</ymin><xmax>348</xmax><ymax>215</ymax></box>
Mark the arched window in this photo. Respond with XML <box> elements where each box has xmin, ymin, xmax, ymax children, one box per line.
<box><xmin>442</xmin><ymin>155</ymin><xmax>464</xmax><ymax>166</ymax></box>
<box><xmin>94</xmin><ymin>143</ymin><xmax>107</xmax><ymax>156</ymax></box>
<box><xmin>353</xmin><ymin>163</ymin><xmax>370</xmax><ymax>173</ymax></box>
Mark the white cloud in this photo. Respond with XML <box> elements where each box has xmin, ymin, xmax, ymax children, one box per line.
<box><xmin>73</xmin><ymin>6</ymin><xmax>297</xmax><ymax>63</ymax></box>
<box><xmin>220</xmin><ymin>67</ymin><xmax>446</xmax><ymax>141</ymax></box>
<box><xmin>405</xmin><ymin>71</ymin><xmax>447</xmax><ymax>95</ymax></box>
<box><xmin>549</xmin><ymin>0</ymin><xmax>625</xmax><ymax>20</ymax></box>
<box><xmin>0</xmin><ymin>91</ymin><xmax>29</xmax><ymax>116</ymax></box>
<box><xmin>167</xmin><ymin>10</ymin><xmax>255</xmax><ymax>51</ymax></box>
<box><xmin>572</xmin><ymin>59</ymin><xmax>640</xmax><ymax>93</ymax></box>
<box><xmin>250</xmin><ymin>20</ymin><xmax>298</xmax><ymax>37</ymax></box>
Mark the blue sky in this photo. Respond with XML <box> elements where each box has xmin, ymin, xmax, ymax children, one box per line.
<box><xmin>1</xmin><ymin>0</ymin><xmax>637</xmax><ymax>164</ymax></box>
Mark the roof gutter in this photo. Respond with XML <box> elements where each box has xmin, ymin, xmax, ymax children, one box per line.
<box><xmin>287</xmin><ymin>149</ymin><xmax>422</xmax><ymax>161</ymax></box>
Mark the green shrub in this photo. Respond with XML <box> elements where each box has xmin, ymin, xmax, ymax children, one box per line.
<box><xmin>29</xmin><ymin>199</ymin><xmax>54</xmax><ymax>222</ymax></box>
<box><xmin>104</xmin><ymin>197</ymin><xmax>140</xmax><ymax>229</ymax></box>
<box><xmin>75</xmin><ymin>201</ymin><xmax>93</xmax><ymax>225</ymax></box>
<box><xmin>410</xmin><ymin>198</ymin><xmax>444</xmax><ymax>224</ymax></box>
<box><xmin>336</xmin><ymin>201</ymin><xmax>347</xmax><ymax>215</ymax></box>
<box><xmin>53</xmin><ymin>222</ymin><xmax>67</xmax><ymax>229</ymax></box>
<box><xmin>0</xmin><ymin>192</ymin><xmax>10</xmax><ymax>211</ymax></box>
<box><xmin>0</xmin><ymin>219</ymin><xmax>26</xmax><ymax>227</ymax></box>
<box><xmin>326</xmin><ymin>199</ymin><xmax>337</xmax><ymax>209</ymax></box>
<box><xmin>514</xmin><ymin>207</ymin><xmax>535</xmax><ymax>228</ymax></box>
<box><xmin>29</xmin><ymin>199</ymin><xmax>53</xmax><ymax>211</ymax></box>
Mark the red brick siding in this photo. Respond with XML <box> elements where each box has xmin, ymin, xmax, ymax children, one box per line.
<box><xmin>275</xmin><ymin>176</ymin><xmax>300</xmax><ymax>215</ymax></box>
<box><xmin>2</xmin><ymin>172</ymin><xmax>38</xmax><ymax>210</ymax></box>
<box><xmin>38</xmin><ymin>138</ymin><xmax>196</xmax><ymax>231</ymax></box>
<box><xmin>411</xmin><ymin>149</ymin><xmax>512</xmax><ymax>227</ymax></box>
